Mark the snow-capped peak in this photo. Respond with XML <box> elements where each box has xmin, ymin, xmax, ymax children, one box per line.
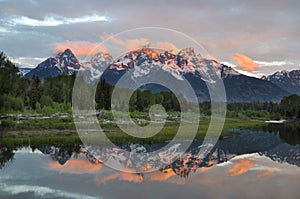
<box><xmin>262</xmin><ymin>69</ymin><xmax>300</xmax><ymax>95</ymax></box>
<box><xmin>55</xmin><ymin>49</ymin><xmax>82</xmax><ymax>72</ymax></box>
<box><xmin>94</xmin><ymin>47</ymin><xmax>223</xmax><ymax>82</ymax></box>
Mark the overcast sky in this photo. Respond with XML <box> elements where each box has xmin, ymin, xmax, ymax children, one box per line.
<box><xmin>0</xmin><ymin>0</ymin><xmax>299</xmax><ymax>76</ymax></box>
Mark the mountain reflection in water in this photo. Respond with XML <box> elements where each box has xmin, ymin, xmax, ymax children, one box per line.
<box><xmin>1</xmin><ymin>124</ymin><xmax>299</xmax><ymax>181</ymax></box>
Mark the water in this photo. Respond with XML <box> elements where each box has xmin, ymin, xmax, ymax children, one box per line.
<box><xmin>0</xmin><ymin>124</ymin><xmax>300</xmax><ymax>199</ymax></box>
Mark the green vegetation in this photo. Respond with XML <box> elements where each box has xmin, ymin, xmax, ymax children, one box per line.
<box><xmin>0</xmin><ymin>52</ymin><xmax>73</xmax><ymax>114</ymax></box>
<box><xmin>0</xmin><ymin>114</ymin><xmax>265</xmax><ymax>145</ymax></box>
<box><xmin>99</xmin><ymin>117</ymin><xmax>265</xmax><ymax>144</ymax></box>
<box><xmin>0</xmin><ymin>117</ymin><xmax>75</xmax><ymax>131</ymax></box>
<box><xmin>1</xmin><ymin>50</ymin><xmax>300</xmax><ymax>145</ymax></box>
<box><xmin>1</xmin><ymin>136</ymin><xmax>81</xmax><ymax>149</ymax></box>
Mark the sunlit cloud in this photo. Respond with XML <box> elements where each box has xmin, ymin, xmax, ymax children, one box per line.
<box><xmin>7</xmin><ymin>14</ymin><xmax>111</xmax><ymax>27</ymax></box>
<box><xmin>10</xmin><ymin>56</ymin><xmax>47</xmax><ymax>68</ymax></box>
<box><xmin>232</xmin><ymin>53</ymin><xmax>258</xmax><ymax>72</ymax></box>
<box><xmin>199</xmin><ymin>166</ymin><xmax>213</xmax><ymax>172</ymax></box>
<box><xmin>156</xmin><ymin>42</ymin><xmax>179</xmax><ymax>53</ymax></box>
<box><xmin>100</xmin><ymin>33</ymin><xmax>125</xmax><ymax>46</ymax></box>
<box><xmin>205</xmin><ymin>54</ymin><xmax>220</xmax><ymax>62</ymax></box>
<box><xmin>52</xmin><ymin>40</ymin><xmax>108</xmax><ymax>56</ymax></box>
<box><xmin>46</xmin><ymin>159</ymin><xmax>102</xmax><ymax>174</ymax></box>
<box><xmin>92</xmin><ymin>169</ymin><xmax>186</xmax><ymax>185</ymax></box>
<box><xmin>149</xmin><ymin>168</ymin><xmax>175</xmax><ymax>181</ymax></box>
<box><xmin>221</xmin><ymin>61</ymin><xmax>260</xmax><ymax>78</ymax></box>
<box><xmin>255</xmin><ymin>168</ymin><xmax>279</xmax><ymax>177</ymax></box>
<box><xmin>125</xmin><ymin>39</ymin><xmax>151</xmax><ymax>52</ymax></box>
<box><xmin>100</xmin><ymin>33</ymin><xmax>152</xmax><ymax>52</ymax></box>
<box><xmin>93</xmin><ymin>172</ymin><xmax>144</xmax><ymax>184</ymax></box>
<box><xmin>94</xmin><ymin>173</ymin><xmax>120</xmax><ymax>184</ymax></box>
<box><xmin>228</xmin><ymin>159</ymin><xmax>254</xmax><ymax>176</ymax></box>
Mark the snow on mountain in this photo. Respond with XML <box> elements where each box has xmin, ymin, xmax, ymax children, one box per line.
<box><xmin>25</xmin><ymin>49</ymin><xmax>81</xmax><ymax>80</ymax></box>
<box><xmin>55</xmin><ymin>49</ymin><xmax>81</xmax><ymax>72</ymax></box>
<box><xmin>65</xmin><ymin>128</ymin><xmax>300</xmax><ymax>178</ymax></box>
<box><xmin>24</xmin><ymin>47</ymin><xmax>290</xmax><ymax>102</ymax></box>
<box><xmin>18</xmin><ymin>67</ymin><xmax>32</xmax><ymax>76</ymax></box>
<box><xmin>81</xmin><ymin>52</ymin><xmax>113</xmax><ymax>83</ymax></box>
<box><xmin>262</xmin><ymin>69</ymin><xmax>300</xmax><ymax>95</ymax></box>
<box><xmin>76</xmin><ymin>47</ymin><xmax>289</xmax><ymax>102</ymax></box>
<box><xmin>25</xmin><ymin>47</ymin><xmax>233</xmax><ymax>83</ymax></box>
<box><xmin>101</xmin><ymin>47</ymin><xmax>222</xmax><ymax>83</ymax></box>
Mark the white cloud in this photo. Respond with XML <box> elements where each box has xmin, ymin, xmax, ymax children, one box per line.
<box><xmin>7</xmin><ymin>14</ymin><xmax>111</xmax><ymax>27</ymax></box>
<box><xmin>221</xmin><ymin>61</ymin><xmax>261</xmax><ymax>78</ymax></box>
<box><xmin>222</xmin><ymin>60</ymin><xmax>298</xmax><ymax>77</ymax></box>
<box><xmin>10</xmin><ymin>56</ymin><xmax>46</xmax><ymax>68</ymax></box>
<box><xmin>254</xmin><ymin>60</ymin><xmax>294</xmax><ymax>67</ymax></box>
<box><xmin>221</xmin><ymin>61</ymin><xmax>236</xmax><ymax>68</ymax></box>
<box><xmin>0</xmin><ymin>27</ymin><xmax>10</xmax><ymax>33</ymax></box>
<box><xmin>0</xmin><ymin>183</ymin><xmax>99</xmax><ymax>199</ymax></box>
<box><xmin>234</xmin><ymin>68</ymin><xmax>261</xmax><ymax>78</ymax></box>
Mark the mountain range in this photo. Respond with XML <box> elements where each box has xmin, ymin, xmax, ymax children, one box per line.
<box><xmin>25</xmin><ymin>49</ymin><xmax>81</xmax><ymax>80</ymax></box>
<box><xmin>262</xmin><ymin>70</ymin><xmax>300</xmax><ymax>96</ymax></box>
<box><xmin>22</xmin><ymin>48</ymin><xmax>299</xmax><ymax>102</ymax></box>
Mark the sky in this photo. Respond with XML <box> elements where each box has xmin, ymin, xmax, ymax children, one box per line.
<box><xmin>0</xmin><ymin>0</ymin><xmax>299</xmax><ymax>76</ymax></box>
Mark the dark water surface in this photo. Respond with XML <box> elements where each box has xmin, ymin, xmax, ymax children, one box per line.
<box><xmin>0</xmin><ymin>124</ymin><xmax>299</xmax><ymax>199</ymax></box>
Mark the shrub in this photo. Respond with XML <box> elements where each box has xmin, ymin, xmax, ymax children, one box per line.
<box><xmin>1</xmin><ymin>119</ymin><xmax>16</xmax><ymax>129</ymax></box>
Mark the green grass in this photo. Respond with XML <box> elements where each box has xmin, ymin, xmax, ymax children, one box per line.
<box><xmin>94</xmin><ymin>116</ymin><xmax>266</xmax><ymax>144</ymax></box>
<box><xmin>0</xmin><ymin>136</ymin><xmax>82</xmax><ymax>149</ymax></box>
<box><xmin>0</xmin><ymin>113</ymin><xmax>267</xmax><ymax>145</ymax></box>
<box><xmin>0</xmin><ymin>117</ymin><xmax>75</xmax><ymax>131</ymax></box>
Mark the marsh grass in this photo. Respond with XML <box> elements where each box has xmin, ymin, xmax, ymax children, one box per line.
<box><xmin>0</xmin><ymin>113</ymin><xmax>266</xmax><ymax>146</ymax></box>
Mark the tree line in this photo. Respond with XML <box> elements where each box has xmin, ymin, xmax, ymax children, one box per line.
<box><xmin>1</xmin><ymin>51</ymin><xmax>300</xmax><ymax>119</ymax></box>
<box><xmin>0</xmin><ymin>52</ymin><xmax>73</xmax><ymax>114</ymax></box>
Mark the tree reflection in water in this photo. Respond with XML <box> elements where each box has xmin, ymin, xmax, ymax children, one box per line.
<box><xmin>0</xmin><ymin>122</ymin><xmax>299</xmax><ymax>181</ymax></box>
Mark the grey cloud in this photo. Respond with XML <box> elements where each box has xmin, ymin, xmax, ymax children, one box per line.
<box><xmin>0</xmin><ymin>0</ymin><xmax>299</xmax><ymax>74</ymax></box>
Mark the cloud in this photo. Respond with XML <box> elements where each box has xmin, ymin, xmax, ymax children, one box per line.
<box><xmin>93</xmin><ymin>169</ymin><xmax>184</xmax><ymax>185</ymax></box>
<box><xmin>233</xmin><ymin>68</ymin><xmax>261</xmax><ymax>78</ymax></box>
<box><xmin>93</xmin><ymin>173</ymin><xmax>120</xmax><ymax>184</ymax></box>
<box><xmin>149</xmin><ymin>168</ymin><xmax>175</xmax><ymax>181</ymax></box>
<box><xmin>232</xmin><ymin>53</ymin><xmax>258</xmax><ymax>72</ymax></box>
<box><xmin>7</xmin><ymin>14</ymin><xmax>110</xmax><ymax>27</ymax></box>
<box><xmin>1</xmin><ymin>0</ymin><xmax>300</xmax><ymax>77</ymax></box>
<box><xmin>100</xmin><ymin>33</ymin><xmax>125</xmax><ymax>46</ymax></box>
<box><xmin>10</xmin><ymin>56</ymin><xmax>46</xmax><ymax>68</ymax></box>
<box><xmin>125</xmin><ymin>39</ymin><xmax>151</xmax><ymax>52</ymax></box>
<box><xmin>156</xmin><ymin>42</ymin><xmax>179</xmax><ymax>53</ymax></box>
<box><xmin>93</xmin><ymin>172</ymin><xmax>144</xmax><ymax>184</ymax></box>
<box><xmin>205</xmin><ymin>54</ymin><xmax>220</xmax><ymax>62</ymax></box>
<box><xmin>46</xmin><ymin>159</ymin><xmax>102</xmax><ymax>174</ymax></box>
<box><xmin>228</xmin><ymin>159</ymin><xmax>254</xmax><ymax>176</ymax></box>
<box><xmin>254</xmin><ymin>60</ymin><xmax>294</xmax><ymax>67</ymax></box>
<box><xmin>0</xmin><ymin>27</ymin><xmax>10</xmax><ymax>33</ymax></box>
<box><xmin>52</xmin><ymin>40</ymin><xmax>107</xmax><ymax>56</ymax></box>
<box><xmin>256</xmin><ymin>168</ymin><xmax>279</xmax><ymax>177</ymax></box>
<box><xmin>0</xmin><ymin>184</ymin><xmax>98</xmax><ymax>199</ymax></box>
<box><xmin>100</xmin><ymin>33</ymin><xmax>151</xmax><ymax>52</ymax></box>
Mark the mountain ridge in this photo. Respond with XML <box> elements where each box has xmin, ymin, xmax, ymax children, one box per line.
<box><xmin>25</xmin><ymin>49</ymin><xmax>81</xmax><ymax>80</ymax></box>
<box><xmin>262</xmin><ymin>69</ymin><xmax>300</xmax><ymax>95</ymax></box>
<box><xmin>23</xmin><ymin>48</ymin><xmax>294</xmax><ymax>102</ymax></box>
